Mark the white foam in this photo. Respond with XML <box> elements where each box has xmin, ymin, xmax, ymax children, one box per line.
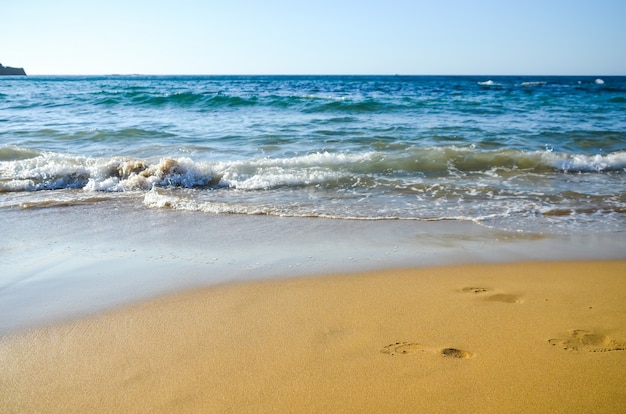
<box><xmin>544</xmin><ymin>151</ymin><xmax>626</xmax><ymax>172</ymax></box>
<box><xmin>4</xmin><ymin>148</ymin><xmax>626</xmax><ymax>197</ymax></box>
<box><xmin>143</xmin><ymin>189</ymin><xmax>182</xmax><ymax>209</ymax></box>
<box><xmin>214</xmin><ymin>151</ymin><xmax>374</xmax><ymax>190</ymax></box>
<box><xmin>2</xmin><ymin>150</ymin><xmax>364</xmax><ymax>193</ymax></box>
<box><xmin>300</xmin><ymin>94</ymin><xmax>347</xmax><ymax>101</ymax></box>
<box><xmin>1</xmin><ymin>153</ymin><xmax>222</xmax><ymax>192</ymax></box>
<box><xmin>0</xmin><ymin>152</ymin><xmax>90</xmax><ymax>191</ymax></box>
<box><xmin>143</xmin><ymin>190</ymin><xmax>275</xmax><ymax>215</ymax></box>
<box><xmin>595</xmin><ymin>78</ymin><xmax>605</xmax><ymax>85</ymax></box>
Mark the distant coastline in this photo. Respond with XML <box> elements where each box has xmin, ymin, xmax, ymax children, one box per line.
<box><xmin>0</xmin><ymin>63</ymin><xmax>26</xmax><ymax>76</ymax></box>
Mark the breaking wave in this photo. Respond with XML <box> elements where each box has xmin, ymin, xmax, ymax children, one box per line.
<box><xmin>1</xmin><ymin>146</ymin><xmax>625</xmax><ymax>194</ymax></box>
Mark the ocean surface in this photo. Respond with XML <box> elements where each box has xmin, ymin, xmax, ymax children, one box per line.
<box><xmin>2</xmin><ymin>75</ymin><xmax>626</xmax><ymax>234</ymax></box>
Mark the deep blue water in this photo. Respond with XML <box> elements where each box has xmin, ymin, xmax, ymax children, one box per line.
<box><xmin>1</xmin><ymin>75</ymin><xmax>625</xmax><ymax>233</ymax></box>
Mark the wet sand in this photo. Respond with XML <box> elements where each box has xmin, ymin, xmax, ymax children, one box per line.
<box><xmin>3</xmin><ymin>204</ymin><xmax>626</xmax><ymax>336</ymax></box>
<box><xmin>2</xmin><ymin>260</ymin><xmax>625</xmax><ymax>413</ymax></box>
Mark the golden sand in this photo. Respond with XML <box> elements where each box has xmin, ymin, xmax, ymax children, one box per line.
<box><xmin>1</xmin><ymin>261</ymin><xmax>625</xmax><ymax>413</ymax></box>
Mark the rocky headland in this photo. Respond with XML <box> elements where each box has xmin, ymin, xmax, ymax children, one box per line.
<box><xmin>0</xmin><ymin>63</ymin><xmax>26</xmax><ymax>76</ymax></box>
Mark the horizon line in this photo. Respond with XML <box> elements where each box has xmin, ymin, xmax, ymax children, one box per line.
<box><xmin>11</xmin><ymin>73</ymin><xmax>625</xmax><ymax>78</ymax></box>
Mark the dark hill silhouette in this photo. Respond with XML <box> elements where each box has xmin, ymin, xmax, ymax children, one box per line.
<box><xmin>0</xmin><ymin>63</ymin><xmax>26</xmax><ymax>76</ymax></box>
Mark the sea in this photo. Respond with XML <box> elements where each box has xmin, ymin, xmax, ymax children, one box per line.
<box><xmin>2</xmin><ymin>75</ymin><xmax>625</xmax><ymax>234</ymax></box>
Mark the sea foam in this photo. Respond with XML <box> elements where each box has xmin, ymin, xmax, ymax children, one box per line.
<box><xmin>2</xmin><ymin>148</ymin><xmax>626</xmax><ymax>194</ymax></box>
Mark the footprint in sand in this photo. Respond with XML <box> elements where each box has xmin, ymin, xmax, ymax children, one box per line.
<box><xmin>548</xmin><ymin>330</ymin><xmax>626</xmax><ymax>352</ymax></box>
<box><xmin>461</xmin><ymin>287</ymin><xmax>490</xmax><ymax>294</ymax></box>
<box><xmin>460</xmin><ymin>287</ymin><xmax>523</xmax><ymax>304</ymax></box>
<box><xmin>381</xmin><ymin>342</ymin><xmax>474</xmax><ymax>359</ymax></box>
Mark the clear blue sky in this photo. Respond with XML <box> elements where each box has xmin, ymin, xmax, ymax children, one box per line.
<box><xmin>2</xmin><ymin>0</ymin><xmax>625</xmax><ymax>75</ymax></box>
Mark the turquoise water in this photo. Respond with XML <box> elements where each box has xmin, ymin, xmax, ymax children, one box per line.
<box><xmin>1</xmin><ymin>75</ymin><xmax>625</xmax><ymax>233</ymax></box>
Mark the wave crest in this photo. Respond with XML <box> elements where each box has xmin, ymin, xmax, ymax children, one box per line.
<box><xmin>1</xmin><ymin>147</ymin><xmax>625</xmax><ymax>194</ymax></box>
<box><xmin>0</xmin><ymin>153</ymin><xmax>221</xmax><ymax>192</ymax></box>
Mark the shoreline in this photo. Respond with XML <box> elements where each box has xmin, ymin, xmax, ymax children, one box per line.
<box><xmin>2</xmin><ymin>260</ymin><xmax>625</xmax><ymax>412</ymax></box>
<box><xmin>2</xmin><ymin>203</ymin><xmax>626</xmax><ymax>335</ymax></box>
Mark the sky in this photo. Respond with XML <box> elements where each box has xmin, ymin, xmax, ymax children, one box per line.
<box><xmin>2</xmin><ymin>0</ymin><xmax>625</xmax><ymax>75</ymax></box>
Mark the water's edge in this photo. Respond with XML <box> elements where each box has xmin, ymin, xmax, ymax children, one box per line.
<box><xmin>2</xmin><ymin>203</ymin><xmax>625</xmax><ymax>336</ymax></box>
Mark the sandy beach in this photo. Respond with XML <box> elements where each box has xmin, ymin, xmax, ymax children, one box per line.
<box><xmin>2</xmin><ymin>260</ymin><xmax>625</xmax><ymax>413</ymax></box>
